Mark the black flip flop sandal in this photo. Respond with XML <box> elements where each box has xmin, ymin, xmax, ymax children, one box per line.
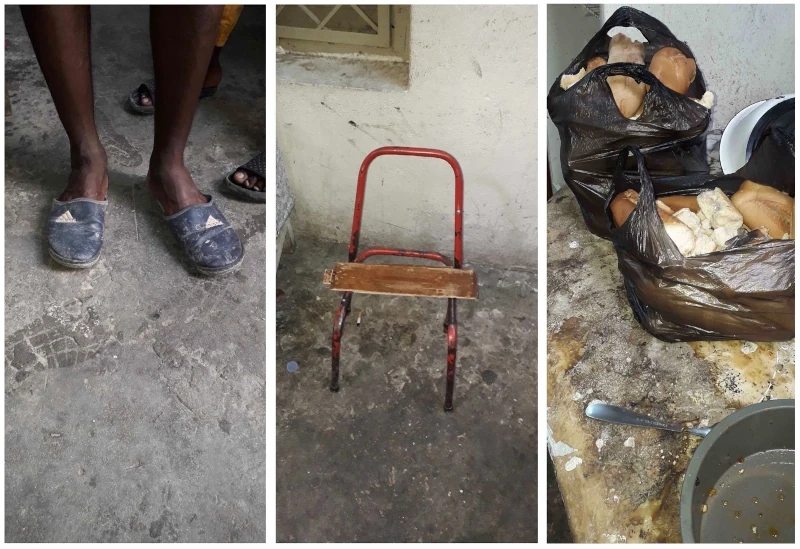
<box><xmin>126</xmin><ymin>78</ymin><xmax>218</xmax><ymax>115</ymax></box>
<box><xmin>223</xmin><ymin>153</ymin><xmax>266</xmax><ymax>203</ymax></box>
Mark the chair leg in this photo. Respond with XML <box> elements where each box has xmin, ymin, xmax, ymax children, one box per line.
<box><xmin>330</xmin><ymin>292</ymin><xmax>352</xmax><ymax>392</ymax></box>
<box><xmin>443</xmin><ymin>299</ymin><xmax>457</xmax><ymax>412</ymax></box>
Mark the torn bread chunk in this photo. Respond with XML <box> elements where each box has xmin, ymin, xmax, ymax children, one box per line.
<box><xmin>689</xmin><ymin>232</ymin><xmax>717</xmax><ymax>256</ymax></box>
<box><xmin>697</xmin><ymin>188</ymin><xmax>743</xmax><ymax>230</ymax></box>
<box><xmin>560</xmin><ymin>68</ymin><xmax>587</xmax><ymax>90</ymax></box>
<box><xmin>673</xmin><ymin>208</ymin><xmax>703</xmax><ymax>234</ymax></box>
<box><xmin>692</xmin><ymin>91</ymin><xmax>715</xmax><ymax>109</ymax></box>
<box><xmin>662</xmin><ymin>215</ymin><xmax>695</xmax><ymax>256</ymax></box>
<box><xmin>712</xmin><ymin>226</ymin><xmax>739</xmax><ymax>249</ymax></box>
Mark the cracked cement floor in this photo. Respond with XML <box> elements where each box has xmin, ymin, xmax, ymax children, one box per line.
<box><xmin>276</xmin><ymin>238</ymin><xmax>537</xmax><ymax>542</ymax></box>
<box><xmin>5</xmin><ymin>6</ymin><xmax>265</xmax><ymax>542</ymax></box>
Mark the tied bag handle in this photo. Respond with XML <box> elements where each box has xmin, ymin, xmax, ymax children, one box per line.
<box><xmin>596</xmin><ymin>6</ymin><xmax>681</xmax><ymax>46</ymax></box>
<box><xmin>585</xmin><ymin>62</ymin><xmax>661</xmax><ymax>88</ymax></box>
<box><xmin>551</xmin><ymin>6</ymin><xmax>704</xmax><ymax>98</ymax></box>
<box><xmin>570</xmin><ymin>63</ymin><xmax>710</xmax><ymax>124</ymax></box>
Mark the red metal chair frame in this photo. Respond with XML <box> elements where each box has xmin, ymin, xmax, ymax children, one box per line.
<box><xmin>330</xmin><ymin>146</ymin><xmax>465</xmax><ymax>411</ymax></box>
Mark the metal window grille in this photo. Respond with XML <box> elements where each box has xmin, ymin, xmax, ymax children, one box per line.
<box><xmin>277</xmin><ymin>5</ymin><xmax>391</xmax><ymax>48</ymax></box>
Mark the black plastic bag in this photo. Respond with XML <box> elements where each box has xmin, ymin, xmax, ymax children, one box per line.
<box><xmin>548</xmin><ymin>6</ymin><xmax>711</xmax><ymax>237</ymax></box>
<box><xmin>735</xmin><ymin>98</ymin><xmax>795</xmax><ymax>193</ymax></box>
<box><xmin>606</xmin><ymin>147</ymin><xmax>794</xmax><ymax>342</ymax></box>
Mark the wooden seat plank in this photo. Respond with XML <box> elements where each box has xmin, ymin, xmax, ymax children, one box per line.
<box><xmin>323</xmin><ymin>262</ymin><xmax>477</xmax><ymax>299</ymax></box>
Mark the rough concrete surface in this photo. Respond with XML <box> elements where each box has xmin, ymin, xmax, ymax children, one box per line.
<box><xmin>5</xmin><ymin>6</ymin><xmax>266</xmax><ymax>542</ymax></box>
<box><xmin>276</xmin><ymin>238</ymin><xmax>537</xmax><ymax>542</ymax></box>
<box><xmin>547</xmin><ymin>188</ymin><xmax>794</xmax><ymax>543</ymax></box>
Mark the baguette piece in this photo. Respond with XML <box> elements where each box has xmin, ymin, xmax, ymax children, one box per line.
<box><xmin>607</xmin><ymin>34</ymin><xmax>647</xmax><ymax>118</ymax></box>
<box><xmin>609</xmin><ymin>190</ymin><xmax>695</xmax><ymax>255</ymax></box>
<box><xmin>712</xmin><ymin>226</ymin><xmax>739</xmax><ymax>249</ymax></box>
<box><xmin>559</xmin><ymin>56</ymin><xmax>609</xmax><ymax>90</ymax></box>
<box><xmin>697</xmin><ymin>188</ymin><xmax>743</xmax><ymax>230</ymax></box>
<box><xmin>659</xmin><ymin>195</ymin><xmax>699</xmax><ymax>213</ymax></box>
<box><xmin>673</xmin><ymin>208</ymin><xmax>703</xmax><ymax>234</ymax></box>
<box><xmin>648</xmin><ymin>47</ymin><xmax>696</xmax><ymax>95</ymax></box>
<box><xmin>609</xmin><ymin>189</ymin><xmax>639</xmax><ymax>228</ymax></box>
<box><xmin>691</xmin><ymin>233</ymin><xmax>717</xmax><ymax>256</ymax></box>
<box><xmin>731</xmin><ymin>180</ymin><xmax>794</xmax><ymax>239</ymax></box>
<box><xmin>587</xmin><ymin>56</ymin><xmax>607</xmax><ymax>71</ymax></box>
<box><xmin>660</xmin><ymin>208</ymin><xmax>695</xmax><ymax>255</ymax></box>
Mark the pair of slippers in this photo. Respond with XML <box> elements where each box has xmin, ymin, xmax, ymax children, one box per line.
<box><xmin>48</xmin><ymin>194</ymin><xmax>244</xmax><ymax>276</ymax></box>
<box><xmin>48</xmin><ymin>154</ymin><xmax>265</xmax><ymax>274</ymax></box>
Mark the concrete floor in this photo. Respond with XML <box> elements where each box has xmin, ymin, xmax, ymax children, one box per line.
<box><xmin>5</xmin><ymin>6</ymin><xmax>265</xmax><ymax>542</ymax></box>
<box><xmin>276</xmin><ymin>238</ymin><xmax>537</xmax><ymax>542</ymax></box>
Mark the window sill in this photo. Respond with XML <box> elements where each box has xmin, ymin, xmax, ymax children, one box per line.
<box><xmin>277</xmin><ymin>52</ymin><xmax>409</xmax><ymax>92</ymax></box>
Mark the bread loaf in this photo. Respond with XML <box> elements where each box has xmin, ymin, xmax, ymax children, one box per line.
<box><xmin>607</xmin><ymin>34</ymin><xmax>647</xmax><ymax>118</ymax></box>
<box><xmin>648</xmin><ymin>47</ymin><xmax>696</xmax><ymax>95</ymax></box>
<box><xmin>609</xmin><ymin>189</ymin><xmax>695</xmax><ymax>254</ymax></box>
<box><xmin>587</xmin><ymin>56</ymin><xmax>607</xmax><ymax>71</ymax></box>
<box><xmin>609</xmin><ymin>189</ymin><xmax>639</xmax><ymax>228</ymax></box>
<box><xmin>659</xmin><ymin>195</ymin><xmax>699</xmax><ymax>213</ymax></box>
<box><xmin>731</xmin><ymin>181</ymin><xmax>794</xmax><ymax>239</ymax></box>
<box><xmin>660</xmin><ymin>210</ymin><xmax>696</xmax><ymax>255</ymax></box>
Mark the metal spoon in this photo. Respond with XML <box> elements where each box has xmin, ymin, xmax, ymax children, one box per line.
<box><xmin>585</xmin><ymin>402</ymin><xmax>713</xmax><ymax>437</ymax></box>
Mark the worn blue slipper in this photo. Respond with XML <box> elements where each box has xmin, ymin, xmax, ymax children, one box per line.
<box><xmin>163</xmin><ymin>195</ymin><xmax>244</xmax><ymax>276</ymax></box>
<box><xmin>47</xmin><ymin>197</ymin><xmax>107</xmax><ymax>269</ymax></box>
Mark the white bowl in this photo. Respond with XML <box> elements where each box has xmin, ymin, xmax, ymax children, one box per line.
<box><xmin>720</xmin><ymin>93</ymin><xmax>794</xmax><ymax>174</ymax></box>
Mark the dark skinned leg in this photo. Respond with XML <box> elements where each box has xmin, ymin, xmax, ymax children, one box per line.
<box><xmin>146</xmin><ymin>5</ymin><xmax>223</xmax><ymax>215</ymax></box>
<box><xmin>21</xmin><ymin>6</ymin><xmax>108</xmax><ymax>202</ymax></box>
<box><xmin>138</xmin><ymin>46</ymin><xmax>223</xmax><ymax>108</ymax></box>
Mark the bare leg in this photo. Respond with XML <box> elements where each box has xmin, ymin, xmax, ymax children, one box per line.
<box><xmin>138</xmin><ymin>46</ymin><xmax>223</xmax><ymax>108</ymax></box>
<box><xmin>21</xmin><ymin>6</ymin><xmax>108</xmax><ymax>201</ymax></box>
<box><xmin>146</xmin><ymin>5</ymin><xmax>223</xmax><ymax>215</ymax></box>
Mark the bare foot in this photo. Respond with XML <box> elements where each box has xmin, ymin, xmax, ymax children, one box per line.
<box><xmin>59</xmin><ymin>144</ymin><xmax>109</xmax><ymax>202</ymax></box>
<box><xmin>146</xmin><ymin>162</ymin><xmax>208</xmax><ymax>216</ymax></box>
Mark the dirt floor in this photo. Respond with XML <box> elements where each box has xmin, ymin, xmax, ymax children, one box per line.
<box><xmin>276</xmin><ymin>237</ymin><xmax>537</xmax><ymax>542</ymax></box>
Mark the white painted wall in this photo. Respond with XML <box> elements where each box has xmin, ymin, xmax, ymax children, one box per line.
<box><xmin>277</xmin><ymin>5</ymin><xmax>537</xmax><ymax>268</ymax></box>
<box><xmin>602</xmin><ymin>4</ymin><xmax>795</xmax><ymax>129</ymax></box>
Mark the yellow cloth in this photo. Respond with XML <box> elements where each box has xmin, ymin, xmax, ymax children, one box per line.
<box><xmin>216</xmin><ymin>5</ymin><xmax>243</xmax><ymax>47</ymax></box>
